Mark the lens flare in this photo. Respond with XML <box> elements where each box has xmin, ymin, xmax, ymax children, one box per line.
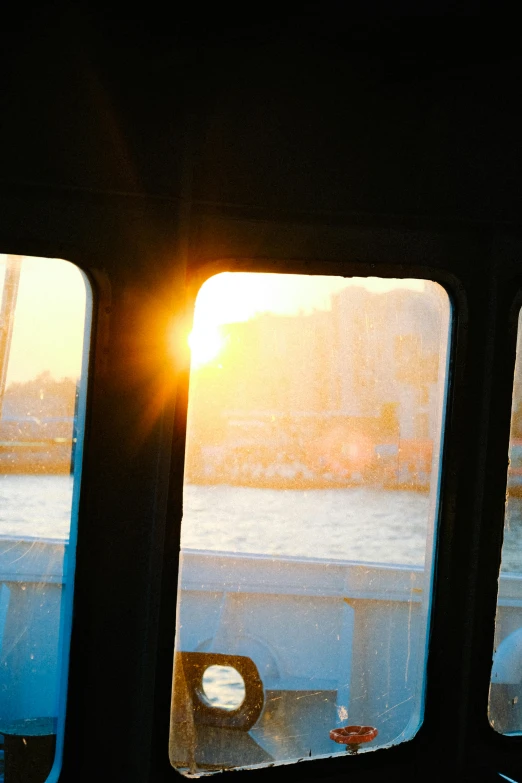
<box><xmin>188</xmin><ymin>325</ymin><xmax>224</xmax><ymax>367</ymax></box>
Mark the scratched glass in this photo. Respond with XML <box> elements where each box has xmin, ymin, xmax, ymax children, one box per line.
<box><xmin>170</xmin><ymin>273</ymin><xmax>451</xmax><ymax>774</ymax></box>
<box><xmin>0</xmin><ymin>255</ymin><xmax>90</xmax><ymax>782</ymax></box>
<box><xmin>489</xmin><ymin>311</ymin><xmax>522</xmax><ymax>735</ymax></box>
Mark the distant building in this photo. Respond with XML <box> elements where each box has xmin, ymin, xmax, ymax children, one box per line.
<box><xmin>186</xmin><ymin>284</ymin><xmax>446</xmax><ymax>484</ymax></box>
<box><xmin>331</xmin><ymin>286</ymin><xmax>444</xmax><ymax>439</ymax></box>
<box><xmin>0</xmin><ymin>373</ymin><xmax>78</xmax><ymax>472</ymax></box>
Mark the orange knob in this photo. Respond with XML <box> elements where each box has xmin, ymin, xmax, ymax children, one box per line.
<box><xmin>329</xmin><ymin>725</ymin><xmax>378</xmax><ymax>754</ymax></box>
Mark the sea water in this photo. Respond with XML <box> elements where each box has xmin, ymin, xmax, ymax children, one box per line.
<box><xmin>2</xmin><ymin>474</ymin><xmax>522</xmax><ymax>571</ymax></box>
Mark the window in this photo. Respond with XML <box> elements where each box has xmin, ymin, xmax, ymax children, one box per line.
<box><xmin>170</xmin><ymin>273</ymin><xmax>451</xmax><ymax>775</ymax></box>
<box><xmin>0</xmin><ymin>255</ymin><xmax>91</xmax><ymax>781</ymax></box>
<box><xmin>489</xmin><ymin>309</ymin><xmax>522</xmax><ymax>736</ymax></box>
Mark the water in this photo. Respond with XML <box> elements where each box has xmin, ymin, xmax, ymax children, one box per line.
<box><xmin>181</xmin><ymin>484</ymin><xmax>432</xmax><ymax>566</ymax></box>
<box><xmin>202</xmin><ymin>665</ymin><xmax>246</xmax><ymax>710</ymax></box>
<box><xmin>2</xmin><ymin>475</ymin><xmax>522</xmax><ymax>572</ymax></box>
<box><xmin>0</xmin><ymin>474</ymin><xmax>73</xmax><ymax>540</ymax></box>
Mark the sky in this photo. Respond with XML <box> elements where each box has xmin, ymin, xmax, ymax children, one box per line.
<box><xmin>0</xmin><ymin>255</ymin><xmax>88</xmax><ymax>384</ymax></box>
<box><xmin>0</xmin><ymin>258</ymin><xmax>427</xmax><ymax>382</ymax></box>
<box><xmin>188</xmin><ymin>272</ymin><xmax>426</xmax><ymax>367</ymax></box>
<box><xmin>193</xmin><ymin>272</ymin><xmax>425</xmax><ymax>327</ymax></box>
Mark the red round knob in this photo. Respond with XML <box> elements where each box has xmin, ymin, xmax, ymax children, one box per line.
<box><xmin>329</xmin><ymin>725</ymin><xmax>378</xmax><ymax>750</ymax></box>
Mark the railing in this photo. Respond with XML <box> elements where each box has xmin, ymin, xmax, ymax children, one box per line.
<box><xmin>0</xmin><ymin>537</ymin><xmax>66</xmax><ymax>725</ymax></box>
<box><xmin>1</xmin><ymin>539</ymin><xmax>522</xmax><ymax>764</ymax></box>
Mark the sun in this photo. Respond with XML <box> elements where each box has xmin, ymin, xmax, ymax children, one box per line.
<box><xmin>180</xmin><ymin>272</ymin><xmax>426</xmax><ymax>370</ymax></box>
<box><xmin>188</xmin><ymin>324</ymin><xmax>224</xmax><ymax>368</ymax></box>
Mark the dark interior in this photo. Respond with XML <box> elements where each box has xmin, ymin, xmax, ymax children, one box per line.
<box><xmin>2</xmin><ymin>4</ymin><xmax>522</xmax><ymax>781</ymax></box>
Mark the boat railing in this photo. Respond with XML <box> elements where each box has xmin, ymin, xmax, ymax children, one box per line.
<box><xmin>1</xmin><ymin>539</ymin><xmax>522</xmax><ymax>758</ymax></box>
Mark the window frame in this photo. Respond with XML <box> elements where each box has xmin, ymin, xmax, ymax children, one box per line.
<box><xmin>150</xmin><ymin>223</ymin><xmax>476</xmax><ymax>783</ymax></box>
<box><xmin>3</xmin><ymin>191</ymin><xmax>522</xmax><ymax>782</ymax></box>
<box><xmin>0</xmin><ymin>251</ymin><xmax>94</xmax><ymax>783</ymax></box>
<box><xmin>167</xmin><ymin>265</ymin><xmax>454</xmax><ymax>775</ymax></box>
<box><xmin>469</xmin><ymin>282</ymin><xmax>522</xmax><ymax>779</ymax></box>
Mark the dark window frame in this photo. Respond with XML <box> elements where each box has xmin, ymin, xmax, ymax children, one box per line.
<box><xmin>2</xmin><ymin>191</ymin><xmax>521</xmax><ymax>782</ymax></box>
<box><xmin>150</xmin><ymin>211</ymin><xmax>486</xmax><ymax>783</ymax></box>
<box><xmin>167</xmin><ymin>264</ymin><xmax>454</xmax><ymax>777</ymax></box>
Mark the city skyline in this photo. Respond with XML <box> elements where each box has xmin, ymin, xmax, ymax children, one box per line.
<box><xmin>189</xmin><ymin>285</ymin><xmax>445</xmax><ymax>427</ymax></box>
<box><xmin>185</xmin><ymin>282</ymin><xmax>449</xmax><ymax>488</ymax></box>
<box><xmin>188</xmin><ymin>272</ymin><xmax>426</xmax><ymax>368</ymax></box>
<box><xmin>1</xmin><ymin>262</ymin><xmax>435</xmax><ymax>386</ymax></box>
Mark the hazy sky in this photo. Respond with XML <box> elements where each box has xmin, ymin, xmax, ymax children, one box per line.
<box><xmin>0</xmin><ymin>255</ymin><xmax>88</xmax><ymax>384</ymax></box>
<box><xmin>0</xmin><ymin>259</ymin><xmax>426</xmax><ymax>383</ymax></box>
<box><xmin>193</xmin><ymin>272</ymin><xmax>425</xmax><ymax>328</ymax></box>
<box><xmin>188</xmin><ymin>273</ymin><xmax>426</xmax><ymax>367</ymax></box>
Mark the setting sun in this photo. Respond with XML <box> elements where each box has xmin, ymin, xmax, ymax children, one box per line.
<box><xmin>185</xmin><ymin>273</ymin><xmax>427</xmax><ymax>369</ymax></box>
<box><xmin>188</xmin><ymin>324</ymin><xmax>225</xmax><ymax>368</ymax></box>
<box><xmin>192</xmin><ymin>272</ymin><xmax>425</xmax><ymax>328</ymax></box>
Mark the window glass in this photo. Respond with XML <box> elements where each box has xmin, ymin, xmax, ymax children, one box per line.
<box><xmin>489</xmin><ymin>311</ymin><xmax>522</xmax><ymax>735</ymax></box>
<box><xmin>170</xmin><ymin>273</ymin><xmax>451</xmax><ymax>774</ymax></box>
<box><xmin>0</xmin><ymin>255</ymin><xmax>90</xmax><ymax>781</ymax></box>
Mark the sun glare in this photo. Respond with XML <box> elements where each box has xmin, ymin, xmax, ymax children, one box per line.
<box><xmin>184</xmin><ymin>272</ymin><xmax>427</xmax><ymax>369</ymax></box>
<box><xmin>192</xmin><ymin>273</ymin><xmax>425</xmax><ymax>327</ymax></box>
<box><xmin>188</xmin><ymin>325</ymin><xmax>224</xmax><ymax>368</ymax></box>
